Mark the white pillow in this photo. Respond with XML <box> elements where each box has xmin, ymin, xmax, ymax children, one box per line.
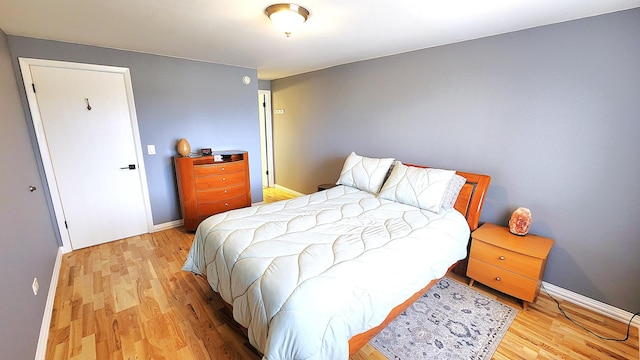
<box><xmin>336</xmin><ymin>152</ymin><xmax>395</xmax><ymax>194</ymax></box>
<box><xmin>441</xmin><ymin>174</ymin><xmax>467</xmax><ymax>210</ymax></box>
<box><xmin>378</xmin><ymin>162</ymin><xmax>455</xmax><ymax>213</ymax></box>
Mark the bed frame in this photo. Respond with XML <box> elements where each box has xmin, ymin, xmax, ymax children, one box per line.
<box><xmin>218</xmin><ymin>166</ymin><xmax>491</xmax><ymax>357</ymax></box>
<box><xmin>348</xmin><ymin>166</ymin><xmax>491</xmax><ymax>354</ymax></box>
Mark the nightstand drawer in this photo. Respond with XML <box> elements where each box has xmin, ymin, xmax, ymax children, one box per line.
<box><xmin>470</xmin><ymin>240</ymin><xmax>544</xmax><ymax>279</ymax></box>
<box><xmin>467</xmin><ymin>258</ymin><xmax>538</xmax><ymax>302</ymax></box>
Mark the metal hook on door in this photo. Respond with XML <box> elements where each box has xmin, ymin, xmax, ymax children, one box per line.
<box><xmin>85</xmin><ymin>98</ymin><xmax>92</xmax><ymax>111</ymax></box>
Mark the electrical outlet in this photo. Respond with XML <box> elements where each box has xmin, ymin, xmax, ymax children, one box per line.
<box><xmin>32</xmin><ymin>277</ymin><xmax>39</xmax><ymax>296</ymax></box>
<box><xmin>274</xmin><ymin>109</ymin><xmax>285</xmax><ymax>114</ymax></box>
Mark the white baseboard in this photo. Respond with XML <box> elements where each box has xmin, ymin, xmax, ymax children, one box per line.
<box><xmin>35</xmin><ymin>247</ymin><xmax>63</xmax><ymax>360</ymax></box>
<box><xmin>152</xmin><ymin>219</ymin><xmax>184</xmax><ymax>232</ymax></box>
<box><xmin>542</xmin><ymin>281</ymin><xmax>640</xmax><ymax>330</ymax></box>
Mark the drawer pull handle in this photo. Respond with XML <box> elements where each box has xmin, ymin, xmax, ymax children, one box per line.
<box><xmin>224</xmin><ymin>190</ymin><xmax>227</xmax><ymax>193</ymax></box>
<box><xmin>499</xmin><ymin>256</ymin><xmax>505</xmax><ymax>260</ymax></box>
<box><xmin>495</xmin><ymin>277</ymin><xmax>501</xmax><ymax>281</ymax></box>
<box><xmin>222</xmin><ymin>167</ymin><xmax>225</xmax><ymax>171</ymax></box>
<box><xmin>225</xmin><ymin>203</ymin><xmax>229</xmax><ymax>207</ymax></box>
<box><xmin>222</xmin><ymin>177</ymin><xmax>226</xmax><ymax>181</ymax></box>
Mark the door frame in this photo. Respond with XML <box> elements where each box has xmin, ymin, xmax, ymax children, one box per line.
<box><xmin>258</xmin><ymin>90</ymin><xmax>275</xmax><ymax>187</ymax></box>
<box><xmin>18</xmin><ymin>57</ymin><xmax>154</xmax><ymax>253</ymax></box>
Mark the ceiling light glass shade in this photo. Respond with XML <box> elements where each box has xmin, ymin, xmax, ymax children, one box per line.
<box><xmin>266</xmin><ymin>3</ymin><xmax>309</xmax><ymax>37</ymax></box>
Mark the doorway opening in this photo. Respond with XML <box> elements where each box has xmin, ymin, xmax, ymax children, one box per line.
<box><xmin>258</xmin><ymin>90</ymin><xmax>275</xmax><ymax>189</ymax></box>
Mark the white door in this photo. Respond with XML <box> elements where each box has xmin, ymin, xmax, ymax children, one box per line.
<box><xmin>20</xmin><ymin>58</ymin><xmax>152</xmax><ymax>250</ymax></box>
<box><xmin>258</xmin><ymin>90</ymin><xmax>275</xmax><ymax>187</ymax></box>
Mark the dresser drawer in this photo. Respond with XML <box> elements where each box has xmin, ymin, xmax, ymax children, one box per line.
<box><xmin>195</xmin><ymin>171</ymin><xmax>246</xmax><ymax>190</ymax></box>
<box><xmin>197</xmin><ymin>184</ymin><xmax>246</xmax><ymax>202</ymax></box>
<box><xmin>198</xmin><ymin>195</ymin><xmax>249</xmax><ymax>219</ymax></box>
<box><xmin>194</xmin><ymin>161</ymin><xmax>245</xmax><ymax>176</ymax></box>
<box><xmin>467</xmin><ymin>258</ymin><xmax>538</xmax><ymax>302</ymax></box>
<box><xmin>470</xmin><ymin>240</ymin><xmax>544</xmax><ymax>280</ymax></box>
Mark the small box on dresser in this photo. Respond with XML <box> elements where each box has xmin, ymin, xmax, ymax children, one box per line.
<box><xmin>175</xmin><ymin>150</ymin><xmax>251</xmax><ymax>231</ymax></box>
<box><xmin>467</xmin><ymin>223</ymin><xmax>554</xmax><ymax>309</ymax></box>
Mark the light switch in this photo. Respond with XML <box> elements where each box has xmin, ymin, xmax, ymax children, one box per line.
<box><xmin>147</xmin><ymin>145</ymin><xmax>156</xmax><ymax>155</ymax></box>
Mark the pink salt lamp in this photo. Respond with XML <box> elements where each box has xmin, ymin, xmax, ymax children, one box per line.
<box><xmin>509</xmin><ymin>207</ymin><xmax>532</xmax><ymax>236</ymax></box>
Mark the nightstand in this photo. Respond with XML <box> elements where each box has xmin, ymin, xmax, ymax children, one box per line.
<box><xmin>467</xmin><ymin>223</ymin><xmax>554</xmax><ymax>310</ymax></box>
<box><xmin>317</xmin><ymin>183</ymin><xmax>337</xmax><ymax>192</ymax></box>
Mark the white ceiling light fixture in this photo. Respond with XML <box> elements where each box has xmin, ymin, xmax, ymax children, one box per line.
<box><xmin>266</xmin><ymin>3</ymin><xmax>310</xmax><ymax>37</ymax></box>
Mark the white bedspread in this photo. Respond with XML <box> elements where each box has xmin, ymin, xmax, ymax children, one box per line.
<box><xmin>183</xmin><ymin>185</ymin><xmax>470</xmax><ymax>360</ymax></box>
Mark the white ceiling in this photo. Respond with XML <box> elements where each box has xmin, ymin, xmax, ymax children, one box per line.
<box><xmin>1</xmin><ymin>0</ymin><xmax>638</xmax><ymax>80</ymax></box>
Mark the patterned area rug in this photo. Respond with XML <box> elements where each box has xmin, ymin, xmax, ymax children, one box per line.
<box><xmin>371</xmin><ymin>276</ymin><xmax>518</xmax><ymax>359</ymax></box>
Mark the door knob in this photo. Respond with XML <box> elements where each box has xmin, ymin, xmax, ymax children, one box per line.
<box><xmin>120</xmin><ymin>164</ymin><xmax>136</xmax><ymax>170</ymax></box>
<box><xmin>29</xmin><ymin>185</ymin><xmax>37</xmax><ymax>192</ymax></box>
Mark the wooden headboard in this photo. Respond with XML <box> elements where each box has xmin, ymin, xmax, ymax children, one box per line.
<box><xmin>451</xmin><ymin>170</ymin><xmax>491</xmax><ymax>231</ymax></box>
<box><xmin>404</xmin><ymin>164</ymin><xmax>491</xmax><ymax>231</ymax></box>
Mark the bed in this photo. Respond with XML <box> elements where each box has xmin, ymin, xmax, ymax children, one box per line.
<box><xmin>183</xmin><ymin>153</ymin><xmax>491</xmax><ymax>359</ymax></box>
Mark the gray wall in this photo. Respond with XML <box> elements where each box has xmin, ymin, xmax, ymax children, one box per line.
<box><xmin>271</xmin><ymin>9</ymin><xmax>640</xmax><ymax>312</ymax></box>
<box><xmin>8</xmin><ymin>36</ymin><xmax>263</xmax><ymax>227</ymax></box>
<box><xmin>258</xmin><ymin>79</ymin><xmax>271</xmax><ymax>91</ymax></box>
<box><xmin>0</xmin><ymin>29</ymin><xmax>59</xmax><ymax>359</ymax></box>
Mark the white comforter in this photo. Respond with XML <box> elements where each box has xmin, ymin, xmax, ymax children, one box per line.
<box><xmin>183</xmin><ymin>185</ymin><xmax>470</xmax><ymax>360</ymax></box>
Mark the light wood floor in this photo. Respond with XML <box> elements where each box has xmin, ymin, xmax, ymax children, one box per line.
<box><xmin>46</xmin><ymin>187</ymin><xmax>639</xmax><ymax>359</ymax></box>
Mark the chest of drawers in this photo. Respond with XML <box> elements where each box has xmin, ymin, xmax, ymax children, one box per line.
<box><xmin>467</xmin><ymin>223</ymin><xmax>554</xmax><ymax>309</ymax></box>
<box><xmin>175</xmin><ymin>151</ymin><xmax>251</xmax><ymax>231</ymax></box>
